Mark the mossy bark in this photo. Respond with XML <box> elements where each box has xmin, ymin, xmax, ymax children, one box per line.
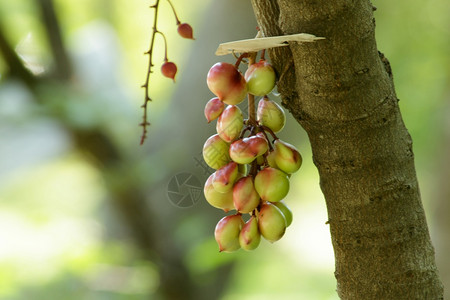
<box><xmin>251</xmin><ymin>1</ymin><xmax>443</xmax><ymax>299</ymax></box>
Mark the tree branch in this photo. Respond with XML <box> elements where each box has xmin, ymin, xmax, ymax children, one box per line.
<box><xmin>36</xmin><ymin>0</ymin><xmax>72</xmax><ymax>80</ymax></box>
<box><xmin>0</xmin><ymin>22</ymin><xmax>36</xmax><ymax>87</ymax></box>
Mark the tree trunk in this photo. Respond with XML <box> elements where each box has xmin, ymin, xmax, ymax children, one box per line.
<box><xmin>434</xmin><ymin>91</ymin><xmax>450</xmax><ymax>300</ymax></box>
<box><xmin>251</xmin><ymin>1</ymin><xmax>443</xmax><ymax>299</ymax></box>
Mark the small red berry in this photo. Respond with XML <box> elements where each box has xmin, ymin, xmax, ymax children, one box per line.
<box><xmin>161</xmin><ymin>61</ymin><xmax>177</xmax><ymax>82</ymax></box>
<box><xmin>177</xmin><ymin>23</ymin><xmax>194</xmax><ymax>40</ymax></box>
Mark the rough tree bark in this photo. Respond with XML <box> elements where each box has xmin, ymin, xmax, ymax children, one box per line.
<box><xmin>435</xmin><ymin>91</ymin><xmax>450</xmax><ymax>299</ymax></box>
<box><xmin>251</xmin><ymin>1</ymin><xmax>443</xmax><ymax>299</ymax></box>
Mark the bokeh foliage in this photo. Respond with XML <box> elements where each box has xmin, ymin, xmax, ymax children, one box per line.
<box><xmin>0</xmin><ymin>0</ymin><xmax>448</xmax><ymax>299</ymax></box>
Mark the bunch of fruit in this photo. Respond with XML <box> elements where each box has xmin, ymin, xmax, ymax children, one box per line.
<box><xmin>202</xmin><ymin>55</ymin><xmax>302</xmax><ymax>252</ymax></box>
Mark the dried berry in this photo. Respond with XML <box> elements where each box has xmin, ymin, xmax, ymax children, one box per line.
<box><xmin>161</xmin><ymin>61</ymin><xmax>177</xmax><ymax>81</ymax></box>
<box><xmin>177</xmin><ymin>23</ymin><xmax>194</xmax><ymax>39</ymax></box>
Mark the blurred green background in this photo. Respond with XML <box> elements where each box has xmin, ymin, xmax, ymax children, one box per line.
<box><xmin>0</xmin><ymin>0</ymin><xmax>448</xmax><ymax>299</ymax></box>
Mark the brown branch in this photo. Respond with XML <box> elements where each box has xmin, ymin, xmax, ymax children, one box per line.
<box><xmin>140</xmin><ymin>0</ymin><xmax>161</xmax><ymax>145</ymax></box>
<box><xmin>0</xmin><ymin>22</ymin><xmax>36</xmax><ymax>87</ymax></box>
<box><xmin>36</xmin><ymin>0</ymin><xmax>72</xmax><ymax>80</ymax></box>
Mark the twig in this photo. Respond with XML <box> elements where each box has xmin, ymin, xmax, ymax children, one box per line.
<box><xmin>36</xmin><ymin>0</ymin><xmax>72</xmax><ymax>80</ymax></box>
<box><xmin>166</xmin><ymin>0</ymin><xmax>181</xmax><ymax>25</ymax></box>
<box><xmin>140</xmin><ymin>0</ymin><xmax>161</xmax><ymax>145</ymax></box>
<box><xmin>0</xmin><ymin>22</ymin><xmax>36</xmax><ymax>88</ymax></box>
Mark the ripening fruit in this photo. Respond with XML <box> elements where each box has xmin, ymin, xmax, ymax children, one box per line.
<box><xmin>266</xmin><ymin>150</ymin><xmax>278</xmax><ymax>168</ymax></box>
<box><xmin>161</xmin><ymin>61</ymin><xmax>177</xmax><ymax>81</ymax></box>
<box><xmin>229</xmin><ymin>139</ymin><xmax>254</xmax><ymax>164</ymax></box>
<box><xmin>203</xmin><ymin>134</ymin><xmax>230</xmax><ymax>169</ymax></box>
<box><xmin>244</xmin><ymin>60</ymin><xmax>276</xmax><ymax>96</ymax></box>
<box><xmin>256</xmin><ymin>155</ymin><xmax>265</xmax><ymax>166</ymax></box>
<box><xmin>204</xmin><ymin>173</ymin><xmax>234</xmax><ymax>211</ymax></box>
<box><xmin>254</xmin><ymin>167</ymin><xmax>290</xmax><ymax>202</ymax></box>
<box><xmin>258</xmin><ymin>202</ymin><xmax>287</xmax><ymax>242</ymax></box>
<box><xmin>207</xmin><ymin>62</ymin><xmax>248</xmax><ymax>105</ymax></box>
<box><xmin>238</xmin><ymin>163</ymin><xmax>248</xmax><ymax>177</ymax></box>
<box><xmin>233</xmin><ymin>176</ymin><xmax>260</xmax><ymax>213</ymax></box>
<box><xmin>204</xmin><ymin>97</ymin><xmax>225</xmax><ymax>123</ymax></box>
<box><xmin>273</xmin><ymin>139</ymin><xmax>302</xmax><ymax>174</ymax></box>
<box><xmin>257</xmin><ymin>97</ymin><xmax>286</xmax><ymax>133</ymax></box>
<box><xmin>177</xmin><ymin>23</ymin><xmax>194</xmax><ymax>39</ymax></box>
<box><xmin>245</xmin><ymin>135</ymin><xmax>269</xmax><ymax>158</ymax></box>
<box><xmin>216</xmin><ymin>105</ymin><xmax>243</xmax><ymax>142</ymax></box>
<box><xmin>215</xmin><ymin>214</ymin><xmax>244</xmax><ymax>252</ymax></box>
<box><xmin>239</xmin><ymin>216</ymin><xmax>261</xmax><ymax>250</ymax></box>
<box><xmin>212</xmin><ymin>162</ymin><xmax>239</xmax><ymax>193</ymax></box>
<box><xmin>272</xmin><ymin>201</ymin><xmax>293</xmax><ymax>227</ymax></box>
<box><xmin>229</xmin><ymin>135</ymin><xmax>269</xmax><ymax>164</ymax></box>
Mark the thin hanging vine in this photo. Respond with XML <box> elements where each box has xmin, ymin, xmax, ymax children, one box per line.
<box><xmin>140</xmin><ymin>0</ymin><xmax>194</xmax><ymax>145</ymax></box>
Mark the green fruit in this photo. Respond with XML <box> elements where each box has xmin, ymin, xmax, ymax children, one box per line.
<box><xmin>203</xmin><ymin>134</ymin><xmax>230</xmax><ymax>169</ymax></box>
<box><xmin>238</xmin><ymin>164</ymin><xmax>248</xmax><ymax>177</ymax></box>
<box><xmin>212</xmin><ymin>162</ymin><xmax>239</xmax><ymax>193</ymax></box>
<box><xmin>216</xmin><ymin>105</ymin><xmax>243</xmax><ymax>142</ymax></box>
<box><xmin>256</xmin><ymin>155</ymin><xmax>265</xmax><ymax>166</ymax></box>
<box><xmin>244</xmin><ymin>60</ymin><xmax>276</xmax><ymax>96</ymax></box>
<box><xmin>204</xmin><ymin>173</ymin><xmax>234</xmax><ymax>212</ymax></box>
<box><xmin>272</xmin><ymin>201</ymin><xmax>293</xmax><ymax>227</ymax></box>
<box><xmin>239</xmin><ymin>216</ymin><xmax>261</xmax><ymax>250</ymax></box>
<box><xmin>254</xmin><ymin>167</ymin><xmax>290</xmax><ymax>202</ymax></box>
<box><xmin>273</xmin><ymin>139</ymin><xmax>302</xmax><ymax>174</ymax></box>
<box><xmin>214</xmin><ymin>214</ymin><xmax>244</xmax><ymax>252</ymax></box>
<box><xmin>258</xmin><ymin>202</ymin><xmax>287</xmax><ymax>242</ymax></box>
<box><xmin>233</xmin><ymin>176</ymin><xmax>260</xmax><ymax>213</ymax></box>
<box><xmin>266</xmin><ymin>150</ymin><xmax>278</xmax><ymax>168</ymax></box>
<box><xmin>257</xmin><ymin>97</ymin><xmax>286</xmax><ymax>133</ymax></box>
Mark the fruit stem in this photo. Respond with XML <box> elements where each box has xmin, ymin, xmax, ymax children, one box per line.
<box><xmin>239</xmin><ymin>125</ymin><xmax>252</xmax><ymax>139</ymax></box>
<box><xmin>248</xmin><ymin>94</ymin><xmax>256</xmax><ymax>124</ymax></box>
<box><xmin>259</xmin><ymin>125</ymin><xmax>278</xmax><ymax>141</ymax></box>
<box><xmin>262</xmin><ymin>152</ymin><xmax>270</xmax><ymax>167</ymax></box>
<box><xmin>250</xmin><ymin>160</ymin><xmax>259</xmax><ymax>177</ymax></box>
<box><xmin>156</xmin><ymin>31</ymin><xmax>169</xmax><ymax>61</ymax></box>
<box><xmin>260</xmin><ymin>49</ymin><xmax>266</xmax><ymax>61</ymax></box>
<box><xmin>247</xmin><ymin>53</ymin><xmax>257</xmax><ymax>124</ymax></box>
<box><xmin>259</xmin><ymin>129</ymin><xmax>273</xmax><ymax>151</ymax></box>
<box><xmin>234</xmin><ymin>53</ymin><xmax>249</xmax><ymax>69</ymax></box>
<box><xmin>166</xmin><ymin>0</ymin><xmax>181</xmax><ymax>25</ymax></box>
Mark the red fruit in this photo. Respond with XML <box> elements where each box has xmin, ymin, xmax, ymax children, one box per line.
<box><xmin>204</xmin><ymin>97</ymin><xmax>225</xmax><ymax>123</ymax></box>
<box><xmin>216</xmin><ymin>105</ymin><xmax>243</xmax><ymax>142</ymax></box>
<box><xmin>161</xmin><ymin>61</ymin><xmax>177</xmax><ymax>81</ymax></box>
<box><xmin>229</xmin><ymin>135</ymin><xmax>269</xmax><ymax>164</ymax></box>
<box><xmin>177</xmin><ymin>23</ymin><xmax>194</xmax><ymax>40</ymax></box>
<box><xmin>239</xmin><ymin>216</ymin><xmax>261</xmax><ymax>251</ymax></box>
<box><xmin>233</xmin><ymin>176</ymin><xmax>260</xmax><ymax>213</ymax></box>
<box><xmin>213</xmin><ymin>162</ymin><xmax>239</xmax><ymax>193</ymax></box>
<box><xmin>207</xmin><ymin>62</ymin><xmax>248</xmax><ymax>105</ymax></box>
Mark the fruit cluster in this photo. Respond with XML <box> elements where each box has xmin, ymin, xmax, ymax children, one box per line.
<box><xmin>202</xmin><ymin>55</ymin><xmax>303</xmax><ymax>252</ymax></box>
